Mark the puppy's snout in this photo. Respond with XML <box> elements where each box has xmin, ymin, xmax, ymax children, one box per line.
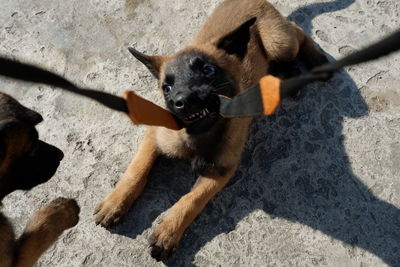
<box><xmin>172</xmin><ymin>91</ymin><xmax>202</xmax><ymax>113</ymax></box>
<box><xmin>36</xmin><ymin>140</ymin><xmax>64</xmax><ymax>161</ymax></box>
<box><xmin>48</xmin><ymin>144</ymin><xmax>64</xmax><ymax>161</ymax></box>
<box><xmin>55</xmin><ymin>147</ymin><xmax>64</xmax><ymax>161</ymax></box>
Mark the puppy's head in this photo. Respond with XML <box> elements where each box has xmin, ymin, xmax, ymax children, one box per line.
<box><xmin>0</xmin><ymin>93</ymin><xmax>64</xmax><ymax>200</ymax></box>
<box><xmin>129</xmin><ymin>18</ymin><xmax>256</xmax><ymax>135</ymax></box>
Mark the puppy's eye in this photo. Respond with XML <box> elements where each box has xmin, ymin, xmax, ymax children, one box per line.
<box><xmin>202</xmin><ymin>65</ymin><xmax>216</xmax><ymax>75</ymax></box>
<box><xmin>162</xmin><ymin>84</ymin><xmax>172</xmax><ymax>93</ymax></box>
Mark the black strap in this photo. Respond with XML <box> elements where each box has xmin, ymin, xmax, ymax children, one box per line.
<box><xmin>1</xmin><ymin>29</ymin><xmax>399</xmax><ymax>120</ymax></box>
<box><xmin>0</xmin><ymin>57</ymin><xmax>128</xmax><ymax>113</ymax></box>
<box><xmin>219</xmin><ymin>29</ymin><xmax>400</xmax><ymax>118</ymax></box>
<box><xmin>313</xmin><ymin>30</ymin><xmax>400</xmax><ymax>74</ymax></box>
<box><xmin>280</xmin><ymin>72</ymin><xmax>330</xmax><ymax>98</ymax></box>
<box><xmin>219</xmin><ymin>84</ymin><xmax>264</xmax><ymax>117</ymax></box>
<box><xmin>281</xmin><ymin>29</ymin><xmax>400</xmax><ymax>97</ymax></box>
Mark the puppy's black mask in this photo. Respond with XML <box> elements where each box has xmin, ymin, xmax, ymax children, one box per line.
<box><xmin>161</xmin><ymin>51</ymin><xmax>235</xmax><ymax>135</ymax></box>
<box><xmin>128</xmin><ymin>17</ymin><xmax>257</xmax><ymax>135</ymax></box>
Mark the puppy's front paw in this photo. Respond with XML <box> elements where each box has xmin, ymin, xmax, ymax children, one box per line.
<box><xmin>149</xmin><ymin>220</ymin><xmax>183</xmax><ymax>261</ymax></box>
<box><xmin>28</xmin><ymin>198</ymin><xmax>80</xmax><ymax>231</ymax></box>
<box><xmin>94</xmin><ymin>193</ymin><xmax>129</xmax><ymax>227</ymax></box>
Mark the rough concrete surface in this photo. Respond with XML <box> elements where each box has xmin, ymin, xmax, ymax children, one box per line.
<box><xmin>1</xmin><ymin>0</ymin><xmax>399</xmax><ymax>266</ymax></box>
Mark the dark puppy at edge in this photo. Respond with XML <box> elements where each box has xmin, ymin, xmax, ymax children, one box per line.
<box><xmin>95</xmin><ymin>0</ymin><xmax>328</xmax><ymax>261</ymax></box>
<box><xmin>0</xmin><ymin>93</ymin><xmax>79</xmax><ymax>267</ymax></box>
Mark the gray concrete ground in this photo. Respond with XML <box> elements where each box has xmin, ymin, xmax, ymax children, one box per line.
<box><xmin>1</xmin><ymin>0</ymin><xmax>399</xmax><ymax>266</ymax></box>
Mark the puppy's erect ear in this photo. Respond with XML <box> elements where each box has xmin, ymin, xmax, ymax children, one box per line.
<box><xmin>0</xmin><ymin>93</ymin><xmax>43</xmax><ymax>126</ymax></box>
<box><xmin>128</xmin><ymin>47</ymin><xmax>168</xmax><ymax>78</ymax></box>
<box><xmin>217</xmin><ymin>17</ymin><xmax>257</xmax><ymax>59</ymax></box>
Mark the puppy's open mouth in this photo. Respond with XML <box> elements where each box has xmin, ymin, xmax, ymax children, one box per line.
<box><xmin>182</xmin><ymin>108</ymin><xmax>218</xmax><ymax>126</ymax></box>
<box><xmin>175</xmin><ymin>98</ymin><xmax>221</xmax><ymax>134</ymax></box>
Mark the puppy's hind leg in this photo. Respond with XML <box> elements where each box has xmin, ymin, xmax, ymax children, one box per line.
<box><xmin>256</xmin><ymin>7</ymin><xmax>328</xmax><ymax>68</ymax></box>
<box><xmin>95</xmin><ymin>127</ymin><xmax>158</xmax><ymax>227</ymax></box>
<box><xmin>14</xmin><ymin>198</ymin><xmax>79</xmax><ymax>267</ymax></box>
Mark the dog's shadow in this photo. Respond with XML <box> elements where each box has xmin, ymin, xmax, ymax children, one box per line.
<box><xmin>111</xmin><ymin>1</ymin><xmax>400</xmax><ymax>265</ymax></box>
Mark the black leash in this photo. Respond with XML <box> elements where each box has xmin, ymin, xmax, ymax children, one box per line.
<box><xmin>313</xmin><ymin>30</ymin><xmax>400</xmax><ymax>74</ymax></box>
<box><xmin>1</xmin><ymin>29</ymin><xmax>399</xmax><ymax>123</ymax></box>
<box><xmin>219</xmin><ymin>29</ymin><xmax>400</xmax><ymax>117</ymax></box>
<box><xmin>286</xmin><ymin>29</ymin><xmax>400</xmax><ymax>97</ymax></box>
<box><xmin>0</xmin><ymin>56</ymin><xmax>181</xmax><ymax>129</ymax></box>
<box><xmin>0</xmin><ymin>57</ymin><xmax>128</xmax><ymax>113</ymax></box>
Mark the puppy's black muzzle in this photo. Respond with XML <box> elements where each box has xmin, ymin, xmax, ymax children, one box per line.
<box><xmin>169</xmin><ymin>90</ymin><xmax>203</xmax><ymax>114</ymax></box>
<box><xmin>16</xmin><ymin>140</ymin><xmax>64</xmax><ymax>190</ymax></box>
<box><xmin>167</xmin><ymin>90</ymin><xmax>221</xmax><ymax>135</ymax></box>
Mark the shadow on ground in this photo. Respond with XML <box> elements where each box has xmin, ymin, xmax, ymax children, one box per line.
<box><xmin>109</xmin><ymin>1</ymin><xmax>400</xmax><ymax>266</ymax></box>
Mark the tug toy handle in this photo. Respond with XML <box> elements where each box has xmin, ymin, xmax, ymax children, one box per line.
<box><xmin>123</xmin><ymin>91</ymin><xmax>181</xmax><ymax>130</ymax></box>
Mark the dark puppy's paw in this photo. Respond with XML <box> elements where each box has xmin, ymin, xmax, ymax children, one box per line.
<box><xmin>27</xmin><ymin>198</ymin><xmax>80</xmax><ymax>232</ymax></box>
<box><xmin>46</xmin><ymin>198</ymin><xmax>80</xmax><ymax>229</ymax></box>
<box><xmin>53</xmin><ymin>198</ymin><xmax>80</xmax><ymax>227</ymax></box>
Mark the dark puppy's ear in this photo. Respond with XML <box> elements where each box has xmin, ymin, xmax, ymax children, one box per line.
<box><xmin>128</xmin><ymin>47</ymin><xmax>168</xmax><ymax>79</ymax></box>
<box><xmin>217</xmin><ymin>17</ymin><xmax>257</xmax><ymax>59</ymax></box>
<box><xmin>0</xmin><ymin>93</ymin><xmax>43</xmax><ymax>126</ymax></box>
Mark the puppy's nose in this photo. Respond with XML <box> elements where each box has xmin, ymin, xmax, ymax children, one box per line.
<box><xmin>174</xmin><ymin>94</ymin><xmax>188</xmax><ymax>110</ymax></box>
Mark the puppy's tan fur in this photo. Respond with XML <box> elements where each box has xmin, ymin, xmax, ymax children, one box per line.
<box><xmin>95</xmin><ymin>0</ymin><xmax>326</xmax><ymax>259</ymax></box>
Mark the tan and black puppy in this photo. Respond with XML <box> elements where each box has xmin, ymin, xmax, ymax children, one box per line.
<box><xmin>0</xmin><ymin>92</ymin><xmax>79</xmax><ymax>267</ymax></box>
<box><xmin>95</xmin><ymin>0</ymin><xmax>327</xmax><ymax>260</ymax></box>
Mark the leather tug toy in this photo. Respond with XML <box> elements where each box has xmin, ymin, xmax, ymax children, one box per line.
<box><xmin>0</xmin><ymin>29</ymin><xmax>399</xmax><ymax>130</ymax></box>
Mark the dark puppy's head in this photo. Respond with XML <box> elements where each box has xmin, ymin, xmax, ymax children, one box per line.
<box><xmin>0</xmin><ymin>93</ymin><xmax>64</xmax><ymax>200</ymax></box>
<box><xmin>128</xmin><ymin>17</ymin><xmax>256</xmax><ymax>135</ymax></box>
